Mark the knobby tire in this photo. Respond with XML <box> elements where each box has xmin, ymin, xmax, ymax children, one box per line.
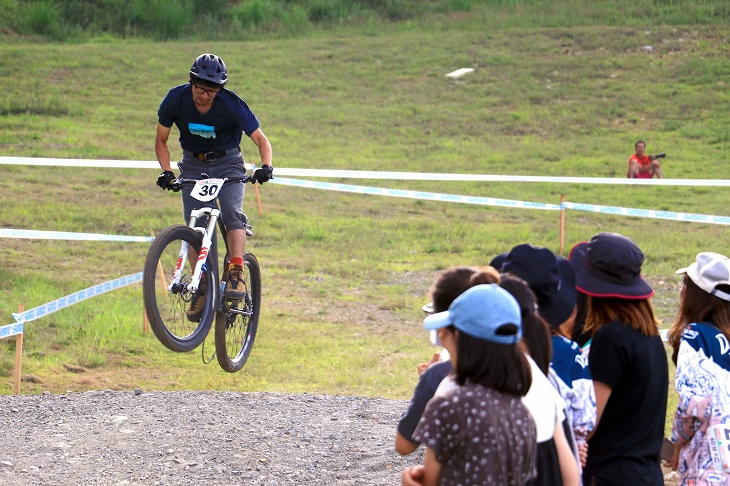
<box><xmin>215</xmin><ymin>252</ymin><xmax>261</xmax><ymax>372</ymax></box>
<box><xmin>143</xmin><ymin>225</ymin><xmax>216</xmax><ymax>352</ymax></box>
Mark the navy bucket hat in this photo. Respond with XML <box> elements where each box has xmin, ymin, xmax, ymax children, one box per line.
<box><xmin>571</xmin><ymin>233</ymin><xmax>654</xmax><ymax>299</ymax></box>
<box><xmin>498</xmin><ymin>244</ymin><xmax>577</xmax><ymax>328</ymax></box>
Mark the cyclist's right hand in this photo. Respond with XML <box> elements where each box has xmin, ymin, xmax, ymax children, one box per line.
<box><xmin>156</xmin><ymin>170</ymin><xmax>178</xmax><ymax>191</ymax></box>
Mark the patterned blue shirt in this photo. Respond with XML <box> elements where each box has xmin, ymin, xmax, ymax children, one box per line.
<box><xmin>672</xmin><ymin>322</ymin><xmax>730</xmax><ymax>485</ymax></box>
<box><xmin>550</xmin><ymin>334</ymin><xmax>596</xmax><ymax>444</ymax></box>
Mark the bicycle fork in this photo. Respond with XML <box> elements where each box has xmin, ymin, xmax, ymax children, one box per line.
<box><xmin>169</xmin><ymin>207</ymin><xmax>221</xmax><ymax>295</ymax></box>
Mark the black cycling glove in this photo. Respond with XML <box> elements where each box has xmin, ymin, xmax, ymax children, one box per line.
<box><xmin>156</xmin><ymin>170</ymin><xmax>176</xmax><ymax>190</ymax></box>
<box><xmin>252</xmin><ymin>165</ymin><xmax>274</xmax><ymax>184</ymax></box>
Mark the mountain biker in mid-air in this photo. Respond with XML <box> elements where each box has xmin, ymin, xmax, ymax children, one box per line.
<box><xmin>154</xmin><ymin>53</ymin><xmax>273</xmax><ymax>321</ymax></box>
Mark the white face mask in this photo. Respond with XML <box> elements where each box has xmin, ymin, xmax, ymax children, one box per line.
<box><xmin>429</xmin><ymin>329</ymin><xmax>443</xmax><ymax>347</ymax></box>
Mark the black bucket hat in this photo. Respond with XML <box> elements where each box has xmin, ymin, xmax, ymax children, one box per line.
<box><xmin>571</xmin><ymin>233</ymin><xmax>654</xmax><ymax>299</ymax></box>
<box><xmin>568</xmin><ymin>240</ymin><xmax>589</xmax><ymax>279</ymax></box>
<box><xmin>498</xmin><ymin>244</ymin><xmax>577</xmax><ymax>328</ymax></box>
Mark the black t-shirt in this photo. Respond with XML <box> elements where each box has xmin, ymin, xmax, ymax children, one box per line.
<box><xmin>397</xmin><ymin>360</ymin><xmax>453</xmax><ymax>443</ymax></box>
<box><xmin>584</xmin><ymin>320</ymin><xmax>668</xmax><ymax>486</ymax></box>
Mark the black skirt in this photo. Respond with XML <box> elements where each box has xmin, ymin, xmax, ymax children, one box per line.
<box><xmin>525</xmin><ymin>437</ymin><xmax>562</xmax><ymax>486</ymax></box>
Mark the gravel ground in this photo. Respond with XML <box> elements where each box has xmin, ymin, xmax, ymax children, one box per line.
<box><xmin>0</xmin><ymin>390</ymin><xmax>422</xmax><ymax>485</ymax></box>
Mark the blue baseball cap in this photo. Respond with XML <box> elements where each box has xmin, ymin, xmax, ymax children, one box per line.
<box><xmin>424</xmin><ymin>284</ymin><xmax>522</xmax><ymax>345</ymax></box>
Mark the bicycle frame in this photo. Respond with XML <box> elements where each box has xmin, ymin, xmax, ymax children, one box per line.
<box><xmin>167</xmin><ymin>176</ymin><xmax>250</xmax><ymax>297</ymax></box>
<box><xmin>168</xmin><ymin>206</ymin><xmax>222</xmax><ymax>295</ymax></box>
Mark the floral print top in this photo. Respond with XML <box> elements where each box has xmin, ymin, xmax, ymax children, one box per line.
<box><xmin>414</xmin><ymin>382</ymin><xmax>537</xmax><ymax>485</ymax></box>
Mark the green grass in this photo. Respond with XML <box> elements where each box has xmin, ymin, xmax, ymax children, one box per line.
<box><xmin>0</xmin><ymin>7</ymin><xmax>728</xmax><ymax>439</ymax></box>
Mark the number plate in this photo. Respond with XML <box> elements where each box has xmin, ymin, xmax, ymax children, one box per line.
<box><xmin>191</xmin><ymin>178</ymin><xmax>224</xmax><ymax>202</ymax></box>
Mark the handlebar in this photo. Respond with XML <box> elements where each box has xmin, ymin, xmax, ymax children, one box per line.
<box><xmin>171</xmin><ymin>175</ymin><xmax>253</xmax><ymax>192</ymax></box>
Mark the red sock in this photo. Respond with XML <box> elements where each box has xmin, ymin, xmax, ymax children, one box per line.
<box><xmin>230</xmin><ymin>257</ymin><xmax>244</xmax><ymax>266</ymax></box>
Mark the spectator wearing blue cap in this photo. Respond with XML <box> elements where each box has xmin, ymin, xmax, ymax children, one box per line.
<box><xmin>667</xmin><ymin>252</ymin><xmax>730</xmax><ymax>485</ymax></box>
<box><xmin>401</xmin><ymin>284</ymin><xmax>537</xmax><ymax>486</ymax></box>
<box><xmin>573</xmin><ymin>233</ymin><xmax>668</xmax><ymax>486</ymax></box>
<box><xmin>399</xmin><ymin>268</ymin><xmax>578</xmax><ymax>486</ymax></box>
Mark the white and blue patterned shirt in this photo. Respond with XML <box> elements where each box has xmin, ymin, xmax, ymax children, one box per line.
<box><xmin>672</xmin><ymin>322</ymin><xmax>730</xmax><ymax>485</ymax></box>
<box><xmin>550</xmin><ymin>335</ymin><xmax>596</xmax><ymax>444</ymax></box>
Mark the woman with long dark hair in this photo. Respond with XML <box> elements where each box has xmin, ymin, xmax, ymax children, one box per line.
<box><xmin>572</xmin><ymin>233</ymin><xmax>668</xmax><ymax>486</ymax></box>
<box><xmin>667</xmin><ymin>252</ymin><xmax>730</xmax><ymax>485</ymax></box>
<box><xmin>499</xmin><ymin>274</ymin><xmax>580</xmax><ymax>486</ymax></box>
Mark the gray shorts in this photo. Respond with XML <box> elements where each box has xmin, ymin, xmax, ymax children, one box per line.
<box><xmin>178</xmin><ymin>153</ymin><xmax>247</xmax><ymax>231</ymax></box>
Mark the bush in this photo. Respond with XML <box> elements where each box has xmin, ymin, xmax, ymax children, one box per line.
<box><xmin>279</xmin><ymin>3</ymin><xmax>310</xmax><ymax>35</ymax></box>
<box><xmin>16</xmin><ymin>0</ymin><xmax>66</xmax><ymax>40</ymax></box>
<box><xmin>231</xmin><ymin>0</ymin><xmax>278</xmax><ymax>29</ymax></box>
<box><xmin>139</xmin><ymin>0</ymin><xmax>193</xmax><ymax>40</ymax></box>
<box><xmin>307</xmin><ymin>0</ymin><xmax>353</xmax><ymax>23</ymax></box>
<box><xmin>2</xmin><ymin>0</ymin><xmax>729</xmax><ymax>41</ymax></box>
<box><xmin>190</xmin><ymin>0</ymin><xmax>228</xmax><ymax>15</ymax></box>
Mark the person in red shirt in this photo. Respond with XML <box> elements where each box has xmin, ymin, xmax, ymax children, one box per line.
<box><xmin>627</xmin><ymin>140</ymin><xmax>663</xmax><ymax>178</ymax></box>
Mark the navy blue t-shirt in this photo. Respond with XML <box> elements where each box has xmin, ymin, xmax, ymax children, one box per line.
<box><xmin>398</xmin><ymin>360</ymin><xmax>453</xmax><ymax>443</ymax></box>
<box><xmin>158</xmin><ymin>84</ymin><xmax>260</xmax><ymax>153</ymax></box>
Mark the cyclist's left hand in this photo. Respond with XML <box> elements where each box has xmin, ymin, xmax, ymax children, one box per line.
<box><xmin>252</xmin><ymin>165</ymin><xmax>274</xmax><ymax>184</ymax></box>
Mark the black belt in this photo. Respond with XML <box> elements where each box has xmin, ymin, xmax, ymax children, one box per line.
<box><xmin>183</xmin><ymin>147</ymin><xmax>240</xmax><ymax>162</ymax></box>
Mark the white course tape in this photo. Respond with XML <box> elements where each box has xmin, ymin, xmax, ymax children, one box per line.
<box><xmin>0</xmin><ymin>156</ymin><xmax>252</xmax><ymax>171</ymax></box>
<box><xmin>272</xmin><ymin>169</ymin><xmax>730</xmax><ymax>187</ymax></box>
<box><xmin>12</xmin><ymin>272</ymin><xmax>143</xmax><ymax>324</ymax></box>
<box><xmin>0</xmin><ymin>322</ymin><xmax>24</xmax><ymax>339</ymax></box>
<box><xmin>270</xmin><ymin>177</ymin><xmax>563</xmax><ymax>211</ymax></box>
<box><xmin>2</xmin><ymin>157</ymin><xmax>729</xmax><ymax>186</ymax></box>
<box><xmin>659</xmin><ymin>329</ymin><xmax>669</xmax><ymax>342</ymax></box>
<box><xmin>563</xmin><ymin>202</ymin><xmax>730</xmax><ymax>225</ymax></box>
<box><xmin>0</xmin><ymin>156</ymin><xmax>162</xmax><ymax>169</ymax></box>
<box><xmin>271</xmin><ymin>178</ymin><xmax>729</xmax><ymax>224</ymax></box>
<box><xmin>0</xmin><ymin>228</ymin><xmax>154</xmax><ymax>242</ymax></box>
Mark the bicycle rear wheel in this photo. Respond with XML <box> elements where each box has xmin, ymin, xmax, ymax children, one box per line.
<box><xmin>143</xmin><ymin>225</ymin><xmax>217</xmax><ymax>352</ymax></box>
<box><xmin>215</xmin><ymin>252</ymin><xmax>261</xmax><ymax>372</ymax></box>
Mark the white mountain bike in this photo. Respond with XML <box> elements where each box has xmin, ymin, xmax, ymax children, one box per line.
<box><xmin>143</xmin><ymin>176</ymin><xmax>261</xmax><ymax>373</ymax></box>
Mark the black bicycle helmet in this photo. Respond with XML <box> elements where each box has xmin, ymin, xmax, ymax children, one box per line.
<box><xmin>190</xmin><ymin>54</ymin><xmax>228</xmax><ymax>86</ymax></box>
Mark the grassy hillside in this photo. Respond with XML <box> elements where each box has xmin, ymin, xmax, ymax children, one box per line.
<box><xmin>0</xmin><ymin>9</ymin><xmax>728</xmax><ymax>438</ymax></box>
<box><xmin>1</xmin><ymin>0</ymin><xmax>728</xmax><ymax>41</ymax></box>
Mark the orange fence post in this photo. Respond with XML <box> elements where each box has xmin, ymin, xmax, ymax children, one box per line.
<box><xmin>143</xmin><ymin>309</ymin><xmax>149</xmax><ymax>336</ymax></box>
<box><xmin>254</xmin><ymin>184</ymin><xmax>262</xmax><ymax>216</ymax></box>
<box><xmin>14</xmin><ymin>304</ymin><xmax>24</xmax><ymax>395</ymax></box>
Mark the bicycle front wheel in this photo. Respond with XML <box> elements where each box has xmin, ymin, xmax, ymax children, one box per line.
<box><xmin>143</xmin><ymin>225</ymin><xmax>217</xmax><ymax>352</ymax></box>
<box><xmin>215</xmin><ymin>252</ymin><xmax>261</xmax><ymax>372</ymax></box>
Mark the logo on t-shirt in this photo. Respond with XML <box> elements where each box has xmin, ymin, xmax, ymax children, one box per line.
<box><xmin>189</xmin><ymin>123</ymin><xmax>217</xmax><ymax>139</ymax></box>
<box><xmin>717</xmin><ymin>334</ymin><xmax>730</xmax><ymax>355</ymax></box>
<box><xmin>683</xmin><ymin>329</ymin><xmax>699</xmax><ymax>340</ymax></box>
